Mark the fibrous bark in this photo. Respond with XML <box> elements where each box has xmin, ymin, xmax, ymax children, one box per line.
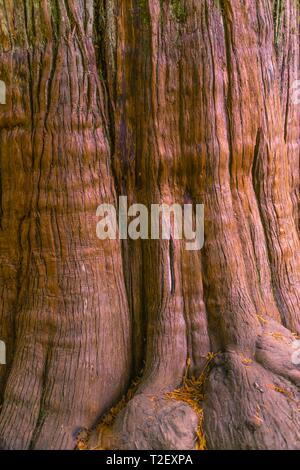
<box><xmin>0</xmin><ymin>0</ymin><xmax>131</xmax><ymax>449</ymax></box>
<box><xmin>0</xmin><ymin>0</ymin><xmax>299</xmax><ymax>450</ymax></box>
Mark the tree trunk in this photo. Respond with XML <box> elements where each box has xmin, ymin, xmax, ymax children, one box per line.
<box><xmin>0</xmin><ymin>0</ymin><xmax>299</xmax><ymax>450</ymax></box>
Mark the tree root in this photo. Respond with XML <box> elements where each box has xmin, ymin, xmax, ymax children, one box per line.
<box><xmin>84</xmin><ymin>318</ymin><xmax>300</xmax><ymax>451</ymax></box>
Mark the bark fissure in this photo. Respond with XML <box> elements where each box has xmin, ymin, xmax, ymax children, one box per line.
<box><xmin>0</xmin><ymin>0</ymin><xmax>299</xmax><ymax>451</ymax></box>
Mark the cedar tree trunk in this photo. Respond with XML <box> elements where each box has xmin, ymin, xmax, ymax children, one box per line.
<box><xmin>0</xmin><ymin>0</ymin><xmax>299</xmax><ymax>450</ymax></box>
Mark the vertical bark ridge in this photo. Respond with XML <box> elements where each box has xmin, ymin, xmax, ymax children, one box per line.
<box><xmin>273</xmin><ymin>0</ymin><xmax>299</xmax><ymax>230</ymax></box>
<box><xmin>90</xmin><ymin>0</ymin><xmax>300</xmax><ymax>450</ymax></box>
<box><xmin>0</xmin><ymin>0</ymin><xmax>299</xmax><ymax>451</ymax></box>
<box><xmin>0</xmin><ymin>0</ymin><xmax>131</xmax><ymax>449</ymax></box>
<box><xmin>114</xmin><ymin>0</ymin><xmax>210</xmax><ymax>391</ymax></box>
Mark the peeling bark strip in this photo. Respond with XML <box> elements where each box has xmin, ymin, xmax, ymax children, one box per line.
<box><xmin>0</xmin><ymin>80</ymin><xmax>5</xmax><ymax>104</ymax></box>
<box><xmin>0</xmin><ymin>340</ymin><xmax>5</xmax><ymax>364</ymax></box>
<box><xmin>0</xmin><ymin>0</ymin><xmax>300</xmax><ymax>450</ymax></box>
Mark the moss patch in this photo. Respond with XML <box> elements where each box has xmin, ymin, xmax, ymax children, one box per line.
<box><xmin>170</xmin><ymin>0</ymin><xmax>187</xmax><ymax>24</ymax></box>
<box><xmin>273</xmin><ymin>0</ymin><xmax>284</xmax><ymax>47</ymax></box>
<box><xmin>138</xmin><ymin>0</ymin><xmax>151</xmax><ymax>25</ymax></box>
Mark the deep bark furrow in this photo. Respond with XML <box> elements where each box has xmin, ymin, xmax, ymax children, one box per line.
<box><xmin>0</xmin><ymin>0</ymin><xmax>131</xmax><ymax>449</ymax></box>
<box><xmin>91</xmin><ymin>0</ymin><xmax>300</xmax><ymax>450</ymax></box>
<box><xmin>0</xmin><ymin>0</ymin><xmax>299</xmax><ymax>451</ymax></box>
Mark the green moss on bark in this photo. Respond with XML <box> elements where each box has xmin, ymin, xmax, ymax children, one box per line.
<box><xmin>138</xmin><ymin>0</ymin><xmax>150</xmax><ymax>25</ymax></box>
<box><xmin>170</xmin><ymin>0</ymin><xmax>187</xmax><ymax>24</ymax></box>
<box><xmin>273</xmin><ymin>0</ymin><xmax>284</xmax><ymax>47</ymax></box>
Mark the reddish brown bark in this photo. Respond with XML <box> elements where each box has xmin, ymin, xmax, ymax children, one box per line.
<box><xmin>0</xmin><ymin>0</ymin><xmax>131</xmax><ymax>449</ymax></box>
<box><xmin>0</xmin><ymin>0</ymin><xmax>299</xmax><ymax>450</ymax></box>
